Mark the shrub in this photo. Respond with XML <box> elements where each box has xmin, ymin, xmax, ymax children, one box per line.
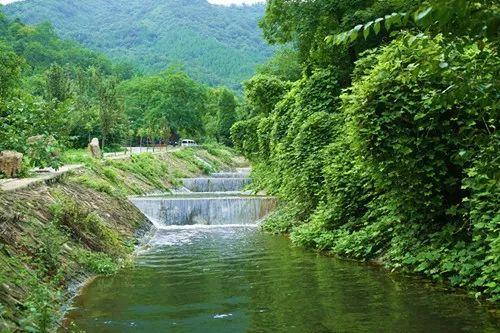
<box><xmin>75</xmin><ymin>175</ymin><xmax>116</xmax><ymax>196</ymax></box>
<box><xmin>26</xmin><ymin>135</ymin><xmax>63</xmax><ymax>170</ymax></box>
<box><xmin>257</xmin><ymin>33</ymin><xmax>499</xmax><ymax>301</ymax></box>
<box><xmin>50</xmin><ymin>197</ymin><xmax>128</xmax><ymax>257</ymax></box>
<box><xmin>73</xmin><ymin>249</ymin><xmax>119</xmax><ymax>275</ymax></box>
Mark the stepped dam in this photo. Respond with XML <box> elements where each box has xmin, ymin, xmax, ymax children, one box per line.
<box><xmin>130</xmin><ymin>169</ymin><xmax>276</xmax><ymax>227</ymax></box>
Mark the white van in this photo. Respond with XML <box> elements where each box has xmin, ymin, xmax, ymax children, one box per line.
<box><xmin>180</xmin><ymin>139</ymin><xmax>197</xmax><ymax>147</ymax></box>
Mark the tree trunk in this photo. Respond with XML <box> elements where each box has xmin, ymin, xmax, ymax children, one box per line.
<box><xmin>101</xmin><ymin>134</ymin><xmax>106</xmax><ymax>158</ymax></box>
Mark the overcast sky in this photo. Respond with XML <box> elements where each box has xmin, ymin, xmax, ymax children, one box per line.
<box><xmin>1</xmin><ymin>0</ymin><xmax>265</xmax><ymax>5</ymax></box>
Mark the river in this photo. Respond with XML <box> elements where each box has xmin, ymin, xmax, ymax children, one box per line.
<box><xmin>64</xmin><ymin>171</ymin><xmax>499</xmax><ymax>332</ymax></box>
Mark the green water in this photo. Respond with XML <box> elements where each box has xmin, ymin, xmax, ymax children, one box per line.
<box><xmin>66</xmin><ymin>226</ymin><xmax>499</xmax><ymax>332</ymax></box>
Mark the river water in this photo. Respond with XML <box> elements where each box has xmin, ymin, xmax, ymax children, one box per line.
<box><xmin>64</xmin><ymin>172</ymin><xmax>499</xmax><ymax>332</ymax></box>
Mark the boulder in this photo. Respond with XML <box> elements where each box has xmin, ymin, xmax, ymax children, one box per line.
<box><xmin>0</xmin><ymin>151</ymin><xmax>23</xmax><ymax>178</ymax></box>
<box><xmin>27</xmin><ymin>135</ymin><xmax>44</xmax><ymax>145</ymax></box>
<box><xmin>87</xmin><ymin>138</ymin><xmax>102</xmax><ymax>158</ymax></box>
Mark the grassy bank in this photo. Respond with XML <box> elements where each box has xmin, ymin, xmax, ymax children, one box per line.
<box><xmin>0</xmin><ymin>144</ymin><xmax>243</xmax><ymax>332</ymax></box>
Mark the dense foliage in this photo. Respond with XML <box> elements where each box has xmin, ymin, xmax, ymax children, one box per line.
<box><xmin>232</xmin><ymin>0</ymin><xmax>499</xmax><ymax>302</ymax></box>
<box><xmin>0</xmin><ymin>11</ymin><xmax>135</xmax><ymax>151</ymax></box>
<box><xmin>2</xmin><ymin>0</ymin><xmax>273</xmax><ymax>90</ymax></box>
<box><xmin>0</xmin><ymin>13</ymin><xmax>238</xmax><ymax>173</ymax></box>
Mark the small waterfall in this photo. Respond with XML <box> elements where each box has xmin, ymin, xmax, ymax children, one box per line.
<box><xmin>211</xmin><ymin>169</ymin><xmax>250</xmax><ymax>178</ymax></box>
<box><xmin>131</xmin><ymin>169</ymin><xmax>276</xmax><ymax>228</ymax></box>
<box><xmin>130</xmin><ymin>195</ymin><xmax>276</xmax><ymax>228</ymax></box>
<box><xmin>182</xmin><ymin>177</ymin><xmax>251</xmax><ymax>192</ymax></box>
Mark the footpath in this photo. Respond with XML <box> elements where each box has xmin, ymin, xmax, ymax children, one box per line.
<box><xmin>0</xmin><ymin>146</ymin><xmax>178</xmax><ymax>192</ymax></box>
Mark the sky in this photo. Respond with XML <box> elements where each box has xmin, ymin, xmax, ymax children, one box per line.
<box><xmin>1</xmin><ymin>0</ymin><xmax>265</xmax><ymax>5</ymax></box>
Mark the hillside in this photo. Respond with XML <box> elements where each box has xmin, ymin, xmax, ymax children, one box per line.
<box><xmin>0</xmin><ymin>13</ymin><xmax>115</xmax><ymax>74</ymax></box>
<box><xmin>2</xmin><ymin>0</ymin><xmax>273</xmax><ymax>90</ymax></box>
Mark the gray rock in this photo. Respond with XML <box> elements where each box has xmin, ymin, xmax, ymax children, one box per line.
<box><xmin>0</xmin><ymin>151</ymin><xmax>23</xmax><ymax>178</ymax></box>
<box><xmin>87</xmin><ymin>138</ymin><xmax>102</xmax><ymax>158</ymax></box>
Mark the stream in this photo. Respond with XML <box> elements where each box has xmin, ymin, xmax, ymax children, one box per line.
<box><xmin>64</xmin><ymin>170</ymin><xmax>499</xmax><ymax>332</ymax></box>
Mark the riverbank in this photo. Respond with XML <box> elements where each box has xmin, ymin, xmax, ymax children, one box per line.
<box><xmin>0</xmin><ymin>144</ymin><xmax>243</xmax><ymax>332</ymax></box>
<box><xmin>261</xmin><ymin>201</ymin><xmax>499</xmax><ymax>306</ymax></box>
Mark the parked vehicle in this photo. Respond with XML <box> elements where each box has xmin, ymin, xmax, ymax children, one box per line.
<box><xmin>180</xmin><ymin>139</ymin><xmax>197</xmax><ymax>147</ymax></box>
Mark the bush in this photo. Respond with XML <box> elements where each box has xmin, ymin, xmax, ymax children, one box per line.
<box><xmin>75</xmin><ymin>175</ymin><xmax>116</xmax><ymax>196</ymax></box>
<box><xmin>73</xmin><ymin>249</ymin><xmax>119</xmax><ymax>275</ymax></box>
<box><xmin>50</xmin><ymin>196</ymin><xmax>128</xmax><ymax>257</ymax></box>
<box><xmin>26</xmin><ymin>135</ymin><xmax>63</xmax><ymax>170</ymax></box>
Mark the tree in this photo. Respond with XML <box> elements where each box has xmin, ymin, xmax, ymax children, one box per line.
<box><xmin>44</xmin><ymin>64</ymin><xmax>72</xmax><ymax>103</ymax></box>
<box><xmin>119</xmin><ymin>69</ymin><xmax>208</xmax><ymax>141</ymax></box>
<box><xmin>256</xmin><ymin>47</ymin><xmax>302</xmax><ymax>82</ymax></box>
<box><xmin>0</xmin><ymin>42</ymin><xmax>23</xmax><ymax>99</ymax></box>
<box><xmin>214</xmin><ymin>88</ymin><xmax>237</xmax><ymax>145</ymax></box>
<box><xmin>94</xmin><ymin>71</ymin><xmax>126</xmax><ymax>151</ymax></box>
<box><xmin>243</xmin><ymin>74</ymin><xmax>290</xmax><ymax>117</ymax></box>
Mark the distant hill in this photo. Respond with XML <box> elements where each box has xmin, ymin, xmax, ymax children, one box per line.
<box><xmin>2</xmin><ymin>0</ymin><xmax>273</xmax><ymax>89</ymax></box>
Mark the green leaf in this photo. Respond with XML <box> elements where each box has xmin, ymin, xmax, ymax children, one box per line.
<box><xmin>363</xmin><ymin>21</ymin><xmax>373</xmax><ymax>40</ymax></box>
<box><xmin>374</xmin><ymin>20</ymin><xmax>381</xmax><ymax>35</ymax></box>
<box><xmin>334</xmin><ymin>32</ymin><xmax>347</xmax><ymax>45</ymax></box>
<box><xmin>385</xmin><ymin>14</ymin><xmax>393</xmax><ymax>31</ymax></box>
<box><xmin>349</xmin><ymin>29</ymin><xmax>359</xmax><ymax>42</ymax></box>
<box><xmin>415</xmin><ymin>6</ymin><xmax>432</xmax><ymax>22</ymax></box>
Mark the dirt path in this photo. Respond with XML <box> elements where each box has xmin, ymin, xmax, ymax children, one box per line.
<box><xmin>0</xmin><ymin>147</ymin><xmax>184</xmax><ymax>192</ymax></box>
<box><xmin>0</xmin><ymin>164</ymin><xmax>83</xmax><ymax>192</ymax></box>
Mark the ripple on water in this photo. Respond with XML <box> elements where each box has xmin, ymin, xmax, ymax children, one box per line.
<box><xmin>65</xmin><ymin>226</ymin><xmax>500</xmax><ymax>333</ymax></box>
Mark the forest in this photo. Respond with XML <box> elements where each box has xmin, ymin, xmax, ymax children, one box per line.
<box><xmin>231</xmin><ymin>0</ymin><xmax>499</xmax><ymax>302</ymax></box>
<box><xmin>3</xmin><ymin>0</ymin><xmax>273</xmax><ymax>90</ymax></box>
<box><xmin>0</xmin><ymin>11</ymin><xmax>238</xmax><ymax>171</ymax></box>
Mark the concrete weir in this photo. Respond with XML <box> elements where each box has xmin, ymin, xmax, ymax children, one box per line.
<box><xmin>181</xmin><ymin>177</ymin><xmax>251</xmax><ymax>192</ymax></box>
<box><xmin>130</xmin><ymin>170</ymin><xmax>276</xmax><ymax>227</ymax></box>
<box><xmin>130</xmin><ymin>194</ymin><xmax>276</xmax><ymax>227</ymax></box>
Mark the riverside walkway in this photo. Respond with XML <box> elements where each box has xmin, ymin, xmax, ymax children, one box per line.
<box><xmin>0</xmin><ymin>146</ymin><xmax>179</xmax><ymax>192</ymax></box>
<box><xmin>0</xmin><ymin>164</ymin><xmax>83</xmax><ymax>192</ymax></box>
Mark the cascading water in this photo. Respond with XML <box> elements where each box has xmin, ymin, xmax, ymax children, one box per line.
<box><xmin>210</xmin><ymin>170</ymin><xmax>249</xmax><ymax>178</ymax></box>
<box><xmin>181</xmin><ymin>177</ymin><xmax>251</xmax><ymax>192</ymax></box>
<box><xmin>130</xmin><ymin>169</ymin><xmax>276</xmax><ymax>228</ymax></box>
<box><xmin>130</xmin><ymin>194</ymin><xmax>276</xmax><ymax>227</ymax></box>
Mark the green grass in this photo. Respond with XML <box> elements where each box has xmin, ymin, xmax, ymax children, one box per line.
<box><xmin>74</xmin><ymin>175</ymin><xmax>118</xmax><ymax>197</ymax></box>
<box><xmin>60</xmin><ymin>149</ymin><xmax>94</xmax><ymax>165</ymax></box>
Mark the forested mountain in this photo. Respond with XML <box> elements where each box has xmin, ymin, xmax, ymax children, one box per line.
<box><xmin>2</xmin><ymin>0</ymin><xmax>272</xmax><ymax>89</ymax></box>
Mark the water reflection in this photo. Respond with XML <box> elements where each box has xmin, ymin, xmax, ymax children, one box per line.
<box><xmin>66</xmin><ymin>227</ymin><xmax>499</xmax><ymax>333</ymax></box>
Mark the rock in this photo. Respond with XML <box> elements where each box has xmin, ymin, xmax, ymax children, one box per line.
<box><xmin>62</xmin><ymin>243</ymin><xmax>73</xmax><ymax>253</ymax></box>
<box><xmin>27</xmin><ymin>135</ymin><xmax>44</xmax><ymax>145</ymax></box>
<box><xmin>0</xmin><ymin>151</ymin><xmax>23</xmax><ymax>178</ymax></box>
<box><xmin>87</xmin><ymin>138</ymin><xmax>102</xmax><ymax>158</ymax></box>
